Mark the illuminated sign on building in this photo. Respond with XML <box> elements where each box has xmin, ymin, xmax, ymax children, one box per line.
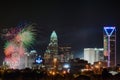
<box><xmin>35</xmin><ymin>56</ymin><xmax>43</xmax><ymax>64</ymax></box>
<box><xmin>104</xmin><ymin>27</ymin><xmax>115</xmax><ymax>36</ymax></box>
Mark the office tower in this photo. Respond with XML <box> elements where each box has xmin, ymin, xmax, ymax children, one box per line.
<box><xmin>48</xmin><ymin>30</ymin><xmax>58</xmax><ymax>55</ymax></box>
<box><xmin>104</xmin><ymin>27</ymin><xmax>116</xmax><ymax>67</ymax></box>
<box><xmin>44</xmin><ymin>30</ymin><xmax>58</xmax><ymax>64</ymax></box>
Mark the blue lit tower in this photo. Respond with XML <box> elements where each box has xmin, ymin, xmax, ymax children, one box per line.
<box><xmin>104</xmin><ymin>27</ymin><xmax>116</xmax><ymax>67</ymax></box>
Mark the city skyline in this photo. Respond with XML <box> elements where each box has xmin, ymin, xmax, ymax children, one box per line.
<box><xmin>0</xmin><ymin>1</ymin><xmax>120</xmax><ymax>65</ymax></box>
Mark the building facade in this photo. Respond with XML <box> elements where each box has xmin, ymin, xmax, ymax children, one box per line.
<box><xmin>24</xmin><ymin>50</ymin><xmax>38</xmax><ymax>68</ymax></box>
<box><xmin>59</xmin><ymin>46</ymin><xmax>73</xmax><ymax>62</ymax></box>
<box><xmin>84</xmin><ymin>48</ymin><xmax>104</xmax><ymax>65</ymax></box>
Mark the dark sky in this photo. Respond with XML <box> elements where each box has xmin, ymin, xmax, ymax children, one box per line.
<box><xmin>0</xmin><ymin>0</ymin><xmax>120</xmax><ymax>64</ymax></box>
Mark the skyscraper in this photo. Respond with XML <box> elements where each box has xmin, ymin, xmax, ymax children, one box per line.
<box><xmin>44</xmin><ymin>31</ymin><xmax>58</xmax><ymax>65</ymax></box>
<box><xmin>104</xmin><ymin>27</ymin><xmax>116</xmax><ymax>67</ymax></box>
<box><xmin>48</xmin><ymin>30</ymin><xmax>58</xmax><ymax>55</ymax></box>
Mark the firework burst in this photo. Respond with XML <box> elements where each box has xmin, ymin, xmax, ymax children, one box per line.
<box><xmin>4</xmin><ymin>23</ymin><xmax>36</xmax><ymax>69</ymax></box>
<box><xmin>17</xmin><ymin>25</ymin><xmax>36</xmax><ymax>48</ymax></box>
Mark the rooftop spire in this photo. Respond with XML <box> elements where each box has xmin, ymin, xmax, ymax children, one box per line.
<box><xmin>51</xmin><ymin>30</ymin><xmax>57</xmax><ymax>38</ymax></box>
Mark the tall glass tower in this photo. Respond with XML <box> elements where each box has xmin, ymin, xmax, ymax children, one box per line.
<box><xmin>103</xmin><ymin>27</ymin><xmax>116</xmax><ymax>67</ymax></box>
<box><xmin>48</xmin><ymin>30</ymin><xmax>58</xmax><ymax>55</ymax></box>
<box><xmin>44</xmin><ymin>31</ymin><xmax>58</xmax><ymax>63</ymax></box>
<box><xmin>44</xmin><ymin>30</ymin><xmax>58</xmax><ymax>70</ymax></box>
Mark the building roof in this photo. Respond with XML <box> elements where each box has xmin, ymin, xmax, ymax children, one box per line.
<box><xmin>51</xmin><ymin>30</ymin><xmax>57</xmax><ymax>38</ymax></box>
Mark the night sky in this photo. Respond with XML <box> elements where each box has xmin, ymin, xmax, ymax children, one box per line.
<box><xmin>0</xmin><ymin>0</ymin><xmax>120</xmax><ymax>65</ymax></box>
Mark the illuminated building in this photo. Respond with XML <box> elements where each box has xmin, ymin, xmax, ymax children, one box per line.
<box><xmin>24</xmin><ymin>50</ymin><xmax>37</xmax><ymax>68</ymax></box>
<box><xmin>44</xmin><ymin>31</ymin><xmax>73</xmax><ymax>71</ymax></box>
<box><xmin>44</xmin><ymin>31</ymin><xmax>58</xmax><ymax>67</ymax></box>
<box><xmin>48</xmin><ymin>30</ymin><xmax>58</xmax><ymax>56</ymax></box>
<box><xmin>104</xmin><ymin>27</ymin><xmax>116</xmax><ymax>67</ymax></box>
<box><xmin>59</xmin><ymin>46</ymin><xmax>73</xmax><ymax>62</ymax></box>
<box><xmin>84</xmin><ymin>48</ymin><xmax>104</xmax><ymax>64</ymax></box>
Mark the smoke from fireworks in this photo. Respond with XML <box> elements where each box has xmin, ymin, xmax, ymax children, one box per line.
<box><xmin>4</xmin><ymin>24</ymin><xmax>36</xmax><ymax>69</ymax></box>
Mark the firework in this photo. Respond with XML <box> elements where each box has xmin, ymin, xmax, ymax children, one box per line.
<box><xmin>4</xmin><ymin>24</ymin><xmax>36</xmax><ymax>49</ymax></box>
<box><xmin>4</xmin><ymin>27</ymin><xmax>20</xmax><ymax>41</ymax></box>
<box><xmin>4</xmin><ymin>24</ymin><xmax>36</xmax><ymax>69</ymax></box>
<box><xmin>17</xmin><ymin>26</ymin><xmax>36</xmax><ymax>48</ymax></box>
<box><xmin>4</xmin><ymin>42</ymin><xmax>15</xmax><ymax>56</ymax></box>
